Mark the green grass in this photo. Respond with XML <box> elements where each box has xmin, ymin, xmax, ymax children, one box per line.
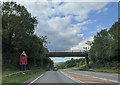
<box><xmin>88</xmin><ymin>68</ymin><xmax>119</xmax><ymax>73</ymax></box>
<box><xmin>66</xmin><ymin>67</ymin><xmax>79</xmax><ymax>70</ymax></box>
<box><xmin>2</xmin><ymin>70</ymin><xmax>19</xmax><ymax>77</ymax></box>
<box><xmin>64</xmin><ymin>67</ymin><xmax>119</xmax><ymax>73</ymax></box>
<box><xmin>2</xmin><ymin>70</ymin><xmax>46</xmax><ymax>84</ymax></box>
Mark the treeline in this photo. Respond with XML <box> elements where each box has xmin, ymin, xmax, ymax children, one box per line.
<box><xmin>58</xmin><ymin>21</ymin><xmax>120</xmax><ymax>70</ymax></box>
<box><xmin>57</xmin><ymin>58</ymin><xmax>86</xmax><ymax>69</ymax></box>
<box><xmin>89</xmin><ymin>20</ymin><xmax>120</xmax><ymax>68</ymax></box>
<box><xmin>2</xmin><ymin>2</ymin><xmax>53</xmax><ymax>70</ymax></box>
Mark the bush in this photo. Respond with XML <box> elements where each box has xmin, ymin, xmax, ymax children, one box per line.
<box><xmin>79</xmin><ymin>64</ymin><xmax>86</xmax><ymax>70</ymax></box>
<box><xmin>105</xmin><ymin>62</ymin><xmax>120</xmax><ymax>69</ymax></box>
<box><xmin>88</xmin><ymin>61</ymin><xmax>94</xmax><ymax>68</ymax></box>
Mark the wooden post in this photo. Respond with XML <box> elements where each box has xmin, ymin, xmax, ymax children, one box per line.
<box><xmin>25</xmin><ymin>65</ymin><xmax>26</xmax><ymax>71</ymax></box>
<box><xmin>21</xmin><ymin>65</ymin><xmax>23</xmax><ymax>71</ymax></box>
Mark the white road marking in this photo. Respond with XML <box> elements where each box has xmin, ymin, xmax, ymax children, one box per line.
<box><xmin>67</xmin><ymin>71</ymin><xmax>119</xmax><ymax>83</ymax></box>
<box><xmin>60</xmin><ymin>70</ymin><xmax>87</xmax><ymax>85</ymax></box>
<box><xmin>28</xmin><ymin>72</ymin><xmax>47</xmax><ymax>85</ymax></box>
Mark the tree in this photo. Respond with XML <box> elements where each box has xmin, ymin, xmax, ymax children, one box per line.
<box><xmin>86</xmin><ymin>41</ymin><xmax>93</xmax><ymax>47</ymax></box>
<box><xmin>2</xmin><ymin>2</ymin><xmax>53</xmax><ymax>70</ymax></box>
<box><xmin>2</xmin><ymin>2</ymin><xmax>38</xmax><ymax>52</ymax></box>
<box><xmin>88</xmin><ymin>21</ymin><xmax>120</xmax><ymax>68</ymax></box>
<box><xmin>2</xmin><ymin>2</ymin><xmax>38</xmax><ymax>69</ymax></box>
<box><xmin>107</xmin><ymin>21</ymin><xmax>120</xmax><ymax>61</ymax></box>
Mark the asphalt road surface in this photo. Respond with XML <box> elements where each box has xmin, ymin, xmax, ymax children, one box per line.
<box><xmin>65</xmin><ymin>70</ymin><xmax>119</xmax><ymax>82</ymax></box>
<box><xmin>32</xmin><ymin>71</ymin><xmax>78</xmax><ymax>83</ymax></box>
<box><xmin>30</xmin><ymin>70</ymin><xmax>119</xmax><ymax>85</ymax></box>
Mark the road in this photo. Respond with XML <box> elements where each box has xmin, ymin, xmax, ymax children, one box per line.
<box><xmin>30</xmin><ymin>70</ymin><xmax>119</xmax><ymax>85</ymax></box>
<box><xmin>65</xmin><ymin>70</ymin><xmax>119</xmax><ymax>82</ymax></box>
<box><xmin>31</xmin><ymin>71</ymin><xmax>78</xmax><ymax>84</ymax></box>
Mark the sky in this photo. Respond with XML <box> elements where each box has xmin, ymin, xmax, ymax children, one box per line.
<box><xmin>3</xmin><ymin>0</ymin><xmax>118</xmax><ymax>63</ymax></box>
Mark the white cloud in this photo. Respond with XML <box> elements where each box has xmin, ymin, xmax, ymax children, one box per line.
<box><xmin>54</xmin><ymin>2</ymin><xmax>108</xmax><ymax>21</ymax></box>
<box><xmin>73</xmin><ymin>20</ymin><xmax>96</xmax><ymax>29</ymax></box>
<box><xmin>50</xmin><ymin>57</ymin><xmax>84</xmax><ymax>63</ymax></box>
<box><xmin>51</xmin><ymin>0</ymin><xmax>119</xmax><ymax>2</ymax></box>
<box><xmin>2</xmin><ymin>0</ymin><xmax>119</xmax><ymax>2</ymax></box>
<box><xmin>2</xmin><ymin>1</ymin><xmax>108</xmax><ymax>50</ymax></box>
<box><xmin>70</xmin><ymin>36</ymin><xmax>94</xmax><ymax>51</ymax></box>
<box><xmin>89</xmin><ymin>25</ymin><xmax>106</xmax><ymax>34</ymax></box>
<box><xmin>50</xmin><ymin>57</ymin><xmax>71</xmax><ymax>63</ymax></box>
<box><xmin>2</xmin><ymin>0</ymin><xmax>110</xmax><ymax>63</ymax></box>
<box><xmin>96</xmin><ymin>8</ymin><xmax>108</xmax><ymax>14</ymax></box>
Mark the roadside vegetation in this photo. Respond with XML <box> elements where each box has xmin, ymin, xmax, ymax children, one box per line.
<box><xmin>2</xmin><ymin>69</ymin><xmax>19</xmax><ymax>77</ymax></box>
<box><xmin>2</xmin><ymin>1</ymin><xmax>54</xmax><ymax>83</ymax></box>
<box><xmin>2</xmin><ymin>70</ymin><xmax>46</xmax><ymax>84</ymax></box>
<box><xmin>57</xmin><ymin>20</ymin><xmax>120</xmax><ymax>73</ymax></box>
<box><xmin>2</xmin><ymin>1</ymin><xmax>54</xmax><ymax>71</ymax></box>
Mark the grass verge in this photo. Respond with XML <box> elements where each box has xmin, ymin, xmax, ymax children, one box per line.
<box><xmin>88</xmin><ymin>68</ymin><xmax>119</xmax><ymax>73</ymax></box>
<box><xmin>65</xmin><ymin>67</ymin><xmax>119</xmax><ymax>73</ymax></box>
<box><xmin>2</xmin><ymin>70</ymin><xmax>19</xmax><ymax>77</ymax></box>
<box><xmin>2</xmin><ymin>70</ymin><xmax>46</xmax><ymax>84</ymax></box>
<box><xmin>66</xmin><ymin>67</ymin><xmax>79</xmax><ymax>70</ymax></box>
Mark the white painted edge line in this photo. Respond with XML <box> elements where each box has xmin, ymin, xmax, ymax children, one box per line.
<box><xmin>68</xmin><ymin>71</ymin><xmax>120</xmax><ymax>83</ymax></box>
<box><xmin>60</xmin><ymin>71</ymin><xmax>88</xmax><ymax>85</ymax></box>
<box><xmin>28</xmin><ymin>72</ymin><xmax>47</xmax><ymax>85</ymax></box>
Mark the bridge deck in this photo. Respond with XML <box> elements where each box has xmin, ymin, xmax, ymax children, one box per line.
<box><xmin>46</xmin><ymin>52</ymin><xmax>88</xmax><ymax>57</ymax></box>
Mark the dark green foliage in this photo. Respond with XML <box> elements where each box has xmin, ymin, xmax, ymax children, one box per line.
<box><xmin>58</xmin><ymin>21</ymin><xmax>120</xmax><ymax>70</ymax></box>
<box><xmin>2</xmin><ymin>2</ymin><xmax>53</xmax><ymax>70</ymax></box>
<box><xmin>88</xmin><ymin>21</ymin><xmax>120</xmax><ymax>68</ymax></box>
<box><xmin>57</xmin><ymin>58</ymin><xmax>86</xmax><ymax>69</ymax></box>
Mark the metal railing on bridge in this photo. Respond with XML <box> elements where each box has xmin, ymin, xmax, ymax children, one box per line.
<box><xmin>48</xmin><ymin>50</ymin><xmax>86</xmax><ymax>52</ymax></box>
<box><xmin>47</xmin><ymin>50</ymin><xmax>88</xmax><ymax>57</ymax></box>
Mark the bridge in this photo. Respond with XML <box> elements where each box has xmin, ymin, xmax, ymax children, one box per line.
<box><xmin>46</xmin><ymin>50</ymin><xmax>89</xmax><ymax>68</ymax></box>
<box><xmin>46</xmin><ymin>50</ymin><xmax>88</xmax><ymax>57</ymax></box>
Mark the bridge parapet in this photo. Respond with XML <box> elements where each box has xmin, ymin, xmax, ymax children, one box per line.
<box><xmin>48</xmin><ymin>50</ymin><xmax>86</xmax><ymax>52</ymax></box>
<box><xmin>46</xmin><ymin>50</ymin><xmax>88</xmax><ymax>57</ymax></box>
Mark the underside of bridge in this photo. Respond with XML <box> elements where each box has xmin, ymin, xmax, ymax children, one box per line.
<box><xmin>46</xmin><ymin>52</ymin><xmax>88</xmax><ymax>57</ymax></box>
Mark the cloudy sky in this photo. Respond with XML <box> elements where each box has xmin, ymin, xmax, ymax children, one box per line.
<box><xmin>3</xmin><ymin>0</ymin><xmax>118</xmax><ymax>63</ymax></box>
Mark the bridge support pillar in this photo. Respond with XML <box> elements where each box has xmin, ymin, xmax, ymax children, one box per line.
<box><xmin>85</xmin><ymin>56</ymin><xmax>89</xmax><ymax>69</ymax></box>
